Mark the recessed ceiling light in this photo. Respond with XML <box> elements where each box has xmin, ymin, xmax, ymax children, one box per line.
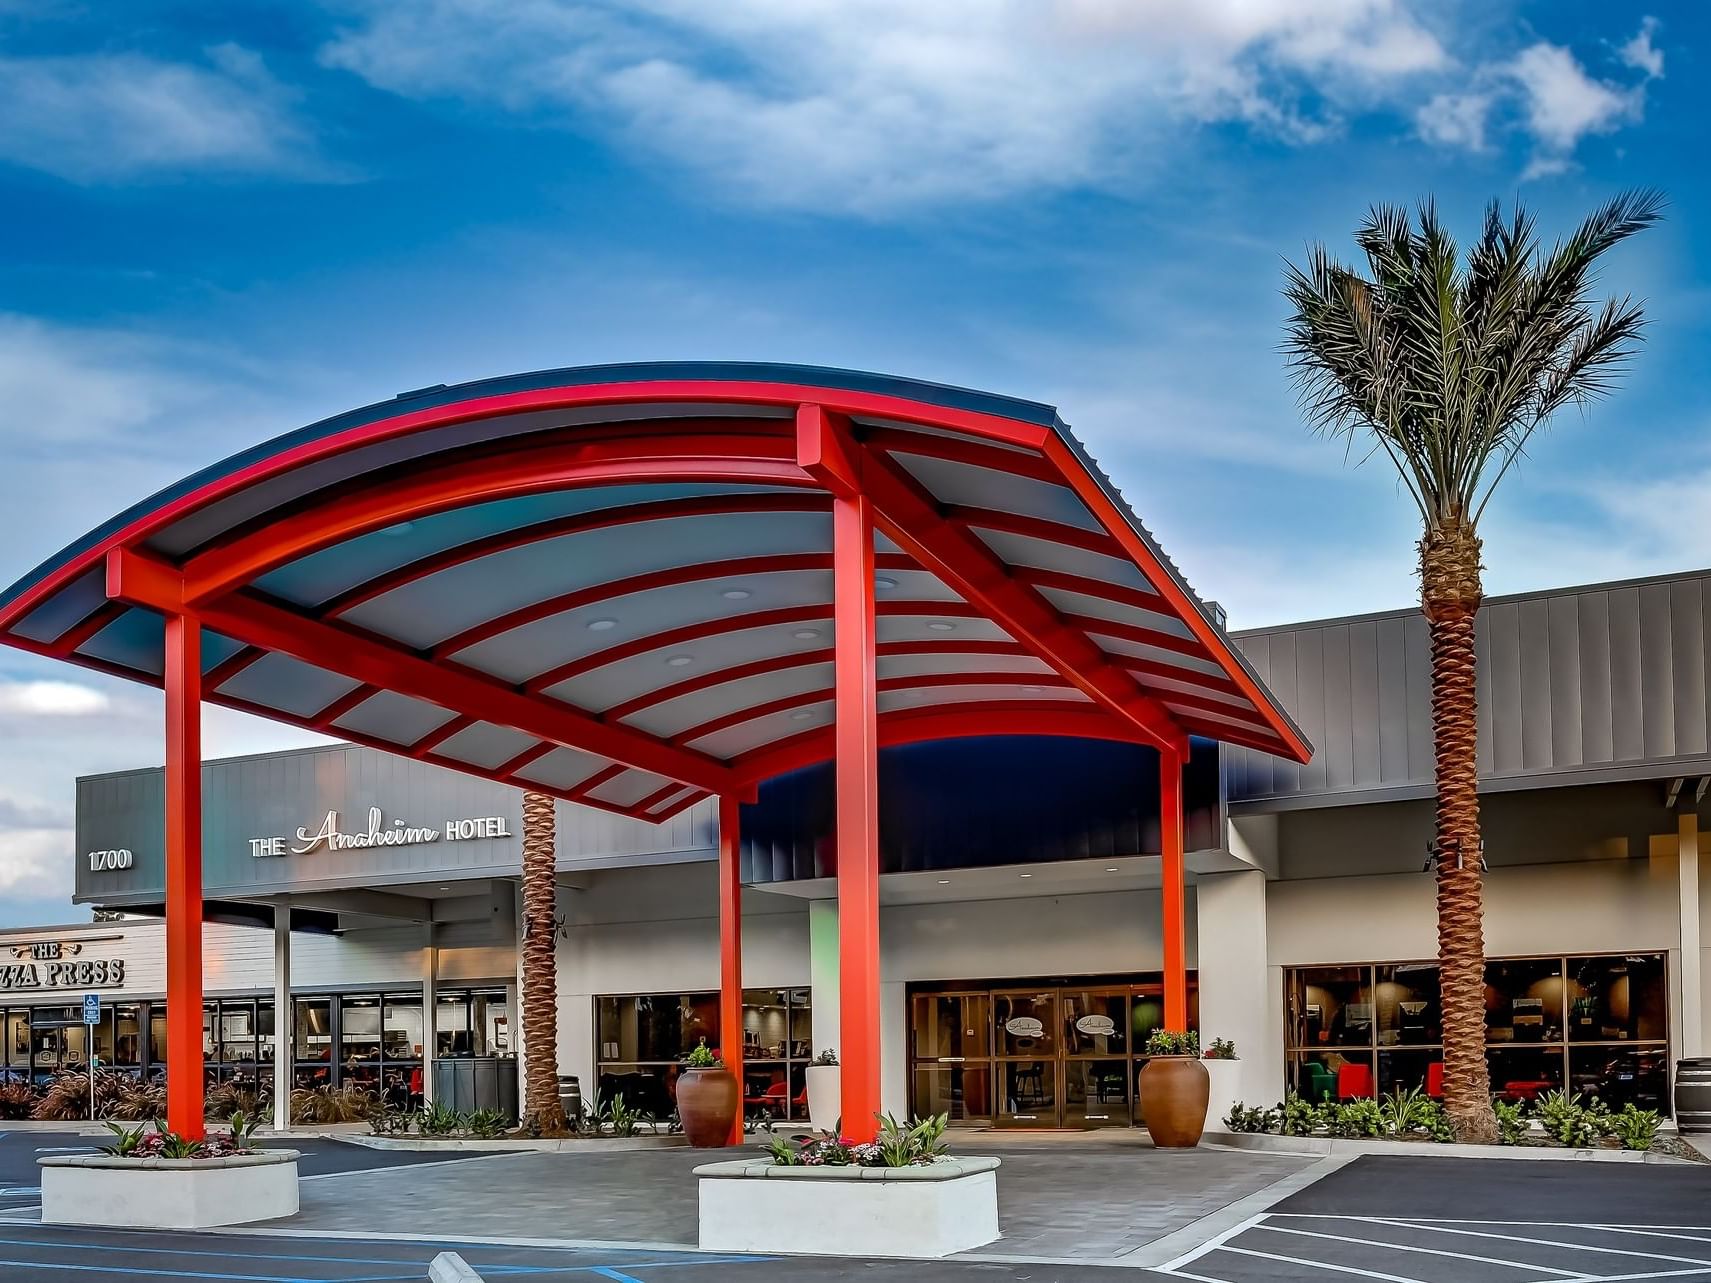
<box><xmin>936</xmin><ymin>878</ymin><xmax>950</xmax><ymax>885</ymax></box>
<box><xmin>666</xmin><ymin>655</ymin><xmax>694</xmax><ymax>667</ymax></box>
<box><xmin>790</xmin><ymin>710</ymin><xmax>814</xmax><ymax>721</ymax></box>
<box><xmin>586</xmin><ymin>618</ymin><xmax>618</xmax><ymax>632</ymax></box>
<box><xmin>793</xmin><ymin>629</ymin><xmax>821</xmax><ymax>640</ymax></box>
<box><xmin>874</xmin><ymin>576</ymin><xmax>898</xmax><ymax>590</ymax></box>
<box><xmin>928</xmin><ymin>621</ymin><xmax>956</xmax><ymax>632</ymax></box>
<box><xmin>1105</xmin><ymin>867</ymin><xmax>1118</xmax><ymax>873</ymax></box>
<box><xmin>1019</xmin><ymin>872</ymin><xmax>1033</xmax><ymax>878</ymax></box>
<box><xmin>439</xmin><ymin>885</ymin><xmax>452</xmax><ymax>891</ymax></box>
<box><xmin>722</xmin><ymin>588</ymin><xmax>753</xmax><ymax>600</ymax></box>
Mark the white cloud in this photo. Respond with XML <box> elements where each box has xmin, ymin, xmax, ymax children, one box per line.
<box><xmin>0</xmin><ymin>827</ymin><xmax>70</xmax><ymax>898</ymax></box>
<box><xmin>1618</xmin><ymin>16</ymin><xmax>1664</xmax><ymax>80</ymax></box>
<box><xmin>0</xmin><ymin>680</ymin><xmax>110</xmax><ymax>716</ymax></box>
<box><xmin>1510</xmin><ymin>41</ymin><xmax>1641</xmax><ymax>156</ymax></box>
<box><xmin>319</xmin><ymin>0</ymin><xmax>1447</xmax><ymax>213</ymax></box>
<box><xmin>0</xmin><ymin>42</ymin><xmax>319</xmax><ymax>182</ymax></box>
<box><xmin>1415</xmin><ymin>91</ymin><xmax>1491</xmax><ymax>150</ymax></box>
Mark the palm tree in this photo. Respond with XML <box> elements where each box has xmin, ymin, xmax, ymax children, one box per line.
<box><xmin>520</xmin><ymin>789</ymin><xmax>569</xmax><ymax>1133</ymax></box>
<box><xmin>1283</xmin><ymin>191</ymin><xmax>1662</xmax><ymax>1142</ymax></box>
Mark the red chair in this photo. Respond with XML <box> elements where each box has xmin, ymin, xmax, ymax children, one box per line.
<box><xmin>1337</xmin><ymin>1062</ymin><xmax>1375</xmax><ymax>1100</ymax></box>
<box><xmin>1426</xmin><ymin>1062</ymin><xmax>1444</xmax><ymax>1098</ymax></box>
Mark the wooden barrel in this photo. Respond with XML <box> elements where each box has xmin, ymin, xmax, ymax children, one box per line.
<box><xmin>1674</xmin><ymin>1059</ymin><xmax>1711</xmax><ymax>1133</ymax></box>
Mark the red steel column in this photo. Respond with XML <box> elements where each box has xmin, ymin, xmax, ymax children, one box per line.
<box><xmin>835</xmin><ymin>489</ymin><xmax>882</xmax><ymax>1143</ymax></box>
<box><xmin>1160</xmin><ymin>746</ymin><xmax>1188</xmax><ymax>1032</ymax></box>
<box><xmin>164</xmin><ymin>613</ymin><xmax>206</xmax><ymax>1138</ymax></box>
<box><xmin>718</xmin><ymin>793</ymin><xmax>745</xmax><ymax>1146</ymax></box>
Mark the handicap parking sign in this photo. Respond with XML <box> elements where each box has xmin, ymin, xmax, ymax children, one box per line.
<box><xmin>82</xmin><ymin>993</ymin><xmax>100</xmax><ymax>1025</ymax></box>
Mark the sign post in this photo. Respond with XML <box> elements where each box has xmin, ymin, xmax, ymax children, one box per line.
<box><xmin>83</xmin><ymin>992</ymin><xmax>100</xmax><ymax>1121</ymax></box>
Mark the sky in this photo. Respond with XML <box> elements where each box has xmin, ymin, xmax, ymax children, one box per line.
<box><xmin>0</xmin><ymin>0</ymin><xmax>1705</xmax><ymax>925</ymax></box>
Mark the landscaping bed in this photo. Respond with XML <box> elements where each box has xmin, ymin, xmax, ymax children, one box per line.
<box><xmin>1222</xmin><ymin>1086</ymin><xmax>1690</xmax><ymax>1158</ymax></box>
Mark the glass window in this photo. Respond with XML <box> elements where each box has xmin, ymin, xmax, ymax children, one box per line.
<box><xmin>1290</xmin><ymin>966</ymin><xmax>1372</xmax><ymax>1048</ymax></box>
<box><xmin>999</xmin><ymin>1059</ymin><xmax>1054</xmax><ymax>1122</ymax></box>
<box><xmin>1066</xmin><ymin>1060</ymin><xmax>1130</xmax><ymax>1127</ymax></box>
<box><xmin>1571</xmin><ymin>1045</ymin><xmax>1668</xmax><ymax>1111</ymax></box>
<box><xmin>437</xmin><ymin>994</ymin><xmax>473</xmax><ymax>1057</ymax></box>
<box><xmin>789</xmin><ymin>987</ymin><xmax>813</xmax><ymax>1060</ymax></box>
<box><xmin>342</xmin><ymin>996</ymin><xmax>382</xmax><ymax>1074</ymax></box>
<box><xmin>913</xmin><ymin>1065</ymin><xmax>992</xmax><ymax>1122</ymax></box>
<box><xmin>1490</xmin><ymin>1046</ymin><xmax>1564</xmax><ymax>1103</ymax></box>
<box><xmin>1378</xmin><ymin>1048</ymin><xmax>1441</xmax><ymax>1098</ymax></box>
<box><xmin>1568</xmin><ymin>955</ymin><xmax>1667</xmax><ymax>1044</ymax></box>
<box><xmin>381</xmin><ymin>994</ymin><xmax>423</xmax><ymax>1063</ymax></box>
<box><xmin>1375</xmin><ymin>964</ymin><xmax>1440</xmax><ymax>1047</ymax></box>
<box><xmin>911</xmin><ymin>994</ymin><xmax>989</xmax><ymax>1061</ymax></box>
<box><xmin>294</xmin><ymin>997</ymin><xmax>333</xmax><ymax>1069</ymax></box>
<box><xmin>3</xmin><ymin>1010</ymin><xmax>26</xmax><ymax>1071</ymax></box>
<box><xmin>218</xmin><ymin>1000</ymin><xmax>259</xmax><ymax>1066</ymax></box>
<box><xmin>1063</xmin><ymin>991</ymin><xmax>1128</xmax><ymax>1056</ymax></box>
<box><xmin>1485</xmin><ymin>958</ymin><xmax>1565</xmax><ymax>1044</ymax></box>
<box><xmin>596</xmin><ymin>1063</ymin><xmax>677</xmax><ymax>1120</ymax></box>
<box><xmin>1289</xmin><ymin>1051</ymin><xmax>1353</xmax><ymax>1102</ymax></box>
<box><xmin>741</xmin><ymin>989</ymin><xmax>790</xmax><ymax>1061</ymax></box>
<box><xmin>90</xmin><ymin>1010</ymin><xmax>115</xmax><ymax>1066</ymax></box>
<box><xmin>996</xmin><ymin>992</ymin><xmax>1056</xmax><ymax>1058</ymax></box>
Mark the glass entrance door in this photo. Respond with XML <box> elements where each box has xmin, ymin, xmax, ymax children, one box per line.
<box><xmin>910</xmin><ymin>992</ymin><xmax>992</xmax><ymax>1122</ymax></box>
<box><xmin>995</xmin><ymin>990</ymin><xmax>1058</xmax><ymax>1126</ymax></box>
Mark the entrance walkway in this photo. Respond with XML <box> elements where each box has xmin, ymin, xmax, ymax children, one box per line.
<box><xmin>273</xmin><ymin>1133</ymin><xmax>1312</xmax><ymax>1263</ymax></box>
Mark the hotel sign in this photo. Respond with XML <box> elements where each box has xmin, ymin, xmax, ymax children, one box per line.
<box><xmin>0</xmin><ymin>937</ymin><xmax>126</xmax><ymax>992</ymax></box>
<box><xmin>248</xmin><ymin>806</ymin><xmax>513</xmax><ymax>859</ymax></box>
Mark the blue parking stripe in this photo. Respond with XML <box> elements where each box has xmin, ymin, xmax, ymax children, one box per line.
<box><xmin>0</xmin><ymin>1256</ymin><xmax>348</xmax><ymax>1281</ymax></box>
<box><xmin>586</xmin><ymin>1270</ymin><xmax>645</xmax><ymax>1283</ymax></box>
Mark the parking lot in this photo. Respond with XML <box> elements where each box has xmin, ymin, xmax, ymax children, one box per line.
<box><xmin>1158</xmin><ymin>1154</ymin><xmax>1711</xmax><ymax>1282</ymax></box>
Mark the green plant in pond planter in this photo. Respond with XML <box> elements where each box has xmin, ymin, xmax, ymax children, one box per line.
<box><xmin>683</xmin><ymin>1039</ymin><xmax>721</xmax><ymax>1069</ymax></box>
<box><xmin>156</xmin><ymin>1131</ymin><xmax>202</xmax><ymax>1159</ymax></box>
<box><xmin>224</xmin><ymin>1109</ymin><xmax>263</xmax><ymax>1151</ymax></box>
<box><xmin>1278</xmin><ymin>1092</ymin><xmax>1318</xmax><ymax>1137</ymax></box>
<box><xmin>1536</xmin><ymin>1090</ymin><xmax>1599</xmax><ymax>1148</ymax></box>
<box><xmin>765</xmin><ymin>1134</ymin><xmax>804</xmax><ymax>1165</ymax></box>
<box><xmin>1490</xmin><ymin>1097</ymin><xmax>1530</xmax><ymax>1145</ymax></box>
<box><xmin>1203</xmin><ymin>1038</ymin><xmax>1237</xmax><ymax>1060</ymax></box>
<box><xmin>1609</xmin><ymin>1104</ymin><xmax>1661</xmax><ymax>1152</ymax></box>
<box><xmin>874</xmin><ymin>1112</ymin><xmax>950</xmax><ymax>1167</ymax></box>
<box><xmin>102</xmin><ymin>1120</ymin><xmax>149</xmax><ymax>1156</ymax></box>
<box><xmin>1144</xmin><ymin>1029</ymin><xmax>1201</xmax><ymax>1058</ymax></box>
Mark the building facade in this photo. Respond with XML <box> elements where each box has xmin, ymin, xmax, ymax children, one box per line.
<box><xmin>24</xmin><ymin>566</ymin><xmax>1711</xmax><ymax>1127</ymax></box>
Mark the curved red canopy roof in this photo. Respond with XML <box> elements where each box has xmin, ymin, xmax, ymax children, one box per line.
<box><xmin>0</xmin><ymin>362</ymin><xmax>1310</xmax><ymax>820</ymax></box>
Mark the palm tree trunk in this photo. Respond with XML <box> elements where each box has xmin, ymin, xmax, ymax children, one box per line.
<box><xmin>1420</xmin><ymin>521</ymin><xmax>1498</xmax><ymax>1145</ymax></box>
<box><xmin>520</xmin><ymin>790</ymin><xmax>569</xmax><ymax>1134</ymax></box>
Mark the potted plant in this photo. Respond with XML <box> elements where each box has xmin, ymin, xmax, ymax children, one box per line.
<box><xmin>1200</xmin><ymin>1037</ymin><xmax>1241</xmax><ymax>1134</ymax></box>
<box><xmin>675</xmin><ymin>1039</ymin><xmax>739</xmax><ymax>1147</ymax></box>
<box><xmin>1139</xmin><ymin>1029</ymin><xmax>1209</xmax><ymax>1148</ymax></box>
<box><xmin>804</xmin><ymin>1048</ymin><xmax>839</xmax><ymax>1133</ymax></box>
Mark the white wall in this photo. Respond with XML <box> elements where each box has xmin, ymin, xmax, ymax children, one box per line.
<box><xmin>1196</xmin><ymin>870</ymin><xmax>1277</xmax><ymax>1117</ymax></box>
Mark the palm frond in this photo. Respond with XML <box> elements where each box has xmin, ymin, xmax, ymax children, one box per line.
<box><xmin>1283</xmin><ymin>191</ymin><xmax>1661</xmax><ymax>532</ymax></box>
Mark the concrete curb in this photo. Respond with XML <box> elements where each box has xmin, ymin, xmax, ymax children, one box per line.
<box><xmin>342</xmin><ymin>1133</ymin><xmax>689</xmax><ymax>1153</ymax></box>
<box><xmin>1212</xmin><ymin>1131</ymin><xmax>1690</xmax><ymax>1164</ymax></box>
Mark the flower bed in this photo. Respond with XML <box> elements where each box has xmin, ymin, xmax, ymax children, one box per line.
<box><xmin>1224</xmin><ymin>1086</ymin><xmax>1667</xmax><ymax>1153</ymax></box>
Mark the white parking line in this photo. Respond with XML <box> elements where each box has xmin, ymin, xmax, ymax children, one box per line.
<box><xmin>1252</xmin><ymin>1222</ymin><xmax>1592</xmax><ymax>1277</ymax></box>
<box><xmin>1155</xmin><ymin>1212</ymin><xmax>1272</xmax><ymax>1273</ymax></box>
<box><xmin>1214</xmin><ymin>1241</ymin><xmax>1442</xmax><ymax>1282</ymax></box>
<box><xmin>1360</xmin><ymin>1218</ymin><xmax>1711</xmax><ymax>1269</ymax></box>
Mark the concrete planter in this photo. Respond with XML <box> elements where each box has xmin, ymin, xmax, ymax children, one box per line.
<box><xmin>1216</xmin><ymin>1131</ymin><xmax>1691</xmax><ymax>1164</ymax></box>
<box><xmin>1200</xmin><ymin>1057</ymin><xmax>1242</xmax><ymax>1133</ymax></box>
<box><xmin>345</xmin><ymin>1133</ymin><xmax>685</xmax><ymax>1153</ymax></box>
<box><xmin>695</xmin><ymin>1155</ymin><xmax>1001</xmax><ymax>1258</ymax></box>
<box><xmin>805</xmin><ymin>1064</ymin><xmax>840</xmax><ymax>1134</ymax></box>
<box><xmin>39</xmin><ymin>1150</ymin><xmax>300</xmax><ymax>1229</ymax></box>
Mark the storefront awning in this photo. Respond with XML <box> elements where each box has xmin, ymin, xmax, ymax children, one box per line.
<box><xmin>0</xmin><ymin>363</ymin><xmax>1311</xmax><ymax>820</ymax></box>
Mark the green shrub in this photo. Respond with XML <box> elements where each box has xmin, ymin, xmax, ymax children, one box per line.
<box><xmin>1413</xmin><ymin>1099</ymin><xmax>1456</xmax><ymax>1143</ymax></box>
<box><xmin>683</xmin><ymin>1039</ymin><xmax>720</xmax><ymax>1069</ymax></box>
<box><xmin>874</xmin><ymin>1112</ymin><xmax>950</xmax><ymax>1166</ymax></box>
<box><xmin>1224</xmin><ymin>1102</ymin><xmax>1277</xmax><ymax>1133</ymax></box>
<box><xmin>1536</xmin><ymin>1090</ymin><xmax>1599</xmax><ymax>1148</ymax></box>
<box><xmin>1609</xmin><ymin>1104</ymin><xmax>1661</xmax><ymax>1152</ymax></box>
<box><xmin>1204</xmin><ymin>1038</ymin><xmax>1237</xmax><ymax>1060</ymax></box>
<box><xmin>1144</xmin><ymin>1029</ymin><xmax>1201</xmax><ymax>1057</ymax></box>
<box><xmin>417</xmin><ymin>1100</ymin><xmax>461</xmax><ymax>1136</ymax></box>
<box><xmin>1279</xmin><ymin>1092</ymin><xmax>1319</xmax><ymax>1136</ymax></box>
<box><xmin>1378</xmin><ymin>1085</ymin><xmax>1431</xmax><ymax>1136</ymax></box>
<box><xmin>1326</xmin><ymin>1099</ymin><xmax>1383</xmax><ymax>1138</ymax></box>
<box><xmin>1491</xmin><ymin>1097</ymin><xmax>1530</xmax><ymax>1145</ymax></box>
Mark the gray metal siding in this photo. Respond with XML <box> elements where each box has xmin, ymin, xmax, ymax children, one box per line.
<box><xmin>1228</xmin><ymin>569</ymin><xmax>1711</xmax><ymax>808</ymax></box>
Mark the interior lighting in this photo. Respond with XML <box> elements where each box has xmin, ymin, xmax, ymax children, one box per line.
<box><xmin>874</xmin><ymin>576</ymin><xmax>898</xmax><ymax>590</ymax></box>
<box><xmin>587</xmin><ymin>618</ymin><xmax>618</xmax><ymax>632</ymax></box>
<box><xmin>790</xmin><ymin>710</ymin><xmax>814</xmax><ymax>721</ymax></box>
<box><xmin>666</xmin><ymin>655</ymin><xmax>694</xmax><ymax>667</ymax></box>
<box><xmin>722</xmin><ymin>588</ymin><xmax>753</xmax><ymax>600</ymax></box>
<box><xmin>793</xmin><ymin>629</ymin><xmax>821</xmax><ymax>640</ymax></box>
<box><xmin>928</xmin><ymin>621</ymin><xmax>956</xmax><ymax>632</ymax></box>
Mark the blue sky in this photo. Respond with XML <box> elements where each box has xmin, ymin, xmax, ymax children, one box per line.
<box><xmin>0</xmin><ymin>1</ymin><xmax>1703</xmax><ymax>923</ymax></box>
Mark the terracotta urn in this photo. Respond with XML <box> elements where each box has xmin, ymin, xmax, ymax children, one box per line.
<box><xmin>677</xmin><ymin>1066</ymin><xmax>740</xmax><ymax>1147</ymax></box>
<box><xmin>1139</xmin><ymin>1056</ymin><xmax>1210</xmax><ymax>1147</ymax></box>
